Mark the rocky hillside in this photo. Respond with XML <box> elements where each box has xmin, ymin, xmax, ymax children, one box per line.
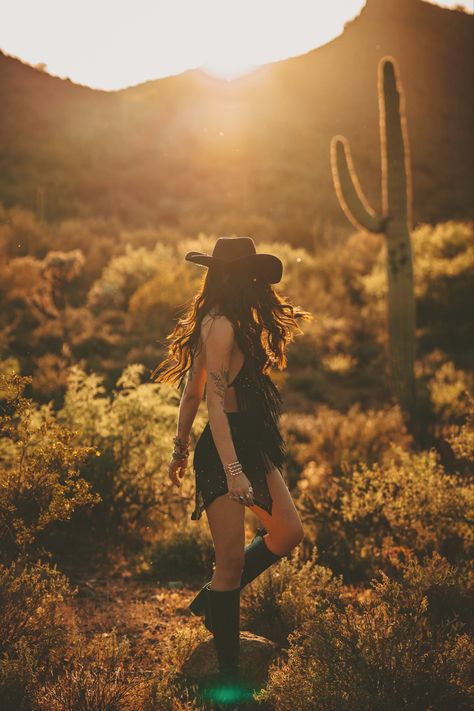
<box><xmin>0</xmin><ymin>0</ymin><xmax>472</xmax><ymax>243</ymax></box>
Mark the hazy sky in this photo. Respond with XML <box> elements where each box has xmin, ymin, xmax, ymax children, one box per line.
<box><xmin>1</xmin><ymin>0</ymin><xmax>472</xmax><ymax>90</ymax></box>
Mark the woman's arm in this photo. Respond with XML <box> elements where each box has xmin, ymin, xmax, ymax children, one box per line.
<box><xmin>174</xmin><ymin>343</ymin><xmax>207</xmax><ymax>444</ymax></box>
<box><xmin>168</xmin><ymin>343</ymin><xmax>207</xmax><ymax>489</ymax></box>
<box><xmin>204</xmin><ymin>316</ymin><xmax>254</xmax><ymax>505</ymax></box>
<box><xmin>204</xmin><ymin>316</ymin><xmax>238</xmax><ymax>466</ymax></box>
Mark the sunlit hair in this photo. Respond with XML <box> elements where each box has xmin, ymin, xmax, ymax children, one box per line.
<box><xmin>151</xmin><ymin>261</ymin><xmax>313</xmax><ymax>388</ymax></box>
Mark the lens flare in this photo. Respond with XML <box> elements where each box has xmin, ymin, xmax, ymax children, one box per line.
<box><xmin>200</xmin><ymin>678</ymin><xmax>255</xmax><ymax>704</ymax></box>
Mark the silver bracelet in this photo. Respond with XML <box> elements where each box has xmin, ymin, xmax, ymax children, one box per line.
<box><xmin>224</xmin><ymin>459</ymin><xmax>243</xmax><ymax>477</ymax></box>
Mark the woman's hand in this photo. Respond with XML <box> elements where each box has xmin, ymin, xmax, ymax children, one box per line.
<box><xmin>227</xmin><ymin>471</ymin><xmax>254</xmax><ymax>507</ymax></box>
<box><xmin>168</xmin><ymin>453</ymin><xmax>188</xmax><ymax>488</ymax></box>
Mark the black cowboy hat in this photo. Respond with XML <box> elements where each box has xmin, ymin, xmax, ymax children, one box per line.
<box><xmin>184</xmin><ymin>236</ymin><xmax>283</xmax><ymax>284</ymax></box>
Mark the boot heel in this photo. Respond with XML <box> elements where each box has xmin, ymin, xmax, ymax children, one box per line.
<box><xmin>188</xmin><ymin>586</ymin><xmax>206</xmax><ymax>616</ymax></box>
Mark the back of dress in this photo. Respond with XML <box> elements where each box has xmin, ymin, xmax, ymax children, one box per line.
<box><xmin>228</xmin><ymin>354</ymin><xmax>286</xmax><ymax>476</ymax></box>
<box><xmin>190</xmin><ymin>330</ymin><xmax>286</xmax><ymax>521</ymax></box>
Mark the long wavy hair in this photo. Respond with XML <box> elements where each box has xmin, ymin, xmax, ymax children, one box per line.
<box><xmin>151</xmin><ymin>259</ymin><xmax>312</xmax><ymax>388</ymax></box>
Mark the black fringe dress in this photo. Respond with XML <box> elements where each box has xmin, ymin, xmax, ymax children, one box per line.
<box><xmin>190</xmin><ymin>355</ymin><xmax>286</xmax><ymax>521</ymax></box>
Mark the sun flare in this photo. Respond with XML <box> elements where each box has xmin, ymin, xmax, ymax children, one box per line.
<box><xmin>1</xmin><ymin>0</ymin><xmax>471</xmax><ymax>89</ymax></box>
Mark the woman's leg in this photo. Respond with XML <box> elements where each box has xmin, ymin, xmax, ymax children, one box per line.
<box><xmin>205</xmin><ymin>492</ymin><xmax>246</xmax><ymax>590</ymax></box>
<box><xmin>203</xmin><ymin>494</ymin><xmax>244</xmax><ymax>687</ymax></box>
<box><xmin>189</xmin><ymin>468</ymin><xmax>304</xmax><ymax>632</ymax></box>
<box><xmin>247</xmin><ymin>467</ymin><xmax>305</xmax><ymax>556</ymax></box>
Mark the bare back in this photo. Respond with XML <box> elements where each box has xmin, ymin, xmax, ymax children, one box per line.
<box><xmin>200</xmin><ymin>310</ymin><xmax>244</xmax><ymax>413</ymax></box>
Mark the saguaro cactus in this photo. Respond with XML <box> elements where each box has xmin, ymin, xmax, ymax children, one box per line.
<box><xmin>330</xmin><ymin>56</ymin><xmax>417</xmax><ymax>419</ymax></box>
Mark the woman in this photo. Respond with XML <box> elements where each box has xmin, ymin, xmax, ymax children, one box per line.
<box><xmin>152</xmin><ymin>236</ymin><xmax>311</xmax><ymax>698</ymax></box>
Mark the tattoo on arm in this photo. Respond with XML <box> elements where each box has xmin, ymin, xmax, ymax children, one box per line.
<box><xmin>209</xmin><ymin>366</ymin><xmax>234</xmax><ymax>445</ymax></box>
<box><xmin>209</xmin><ymin>367</ymin><xmax>229</xmax><ymax>408</ymax></box>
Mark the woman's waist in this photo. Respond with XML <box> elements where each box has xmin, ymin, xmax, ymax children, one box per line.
<box><xmin>203</xmin><ymin>407</ymin><xmax>281</xmax><ymax>431</ymax></box>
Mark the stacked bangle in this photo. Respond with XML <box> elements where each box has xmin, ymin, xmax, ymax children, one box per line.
<box><xmin>223</xmin><ymin>459</ymin><xmax>243</xmax><ymax>478</ymax></box>
<box><xmin>172</xmin><ymin>435</ymin><xmax>189</xmax><ymax>460</ymax></box>
<box><xmin>172</xmin><ymin>450</ymin><xmax>187</xmax><ymax>461</ymax></box>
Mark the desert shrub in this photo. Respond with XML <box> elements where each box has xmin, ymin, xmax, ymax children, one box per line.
<box><xmin>128</xmin><ymin>259</ymin><xmax>199</xmax><ymax>340</ymax></box>
<box><xmin>419</xmin><ymin>350</ymin><xmax>473</xmax><ymax>425</ymax></box>
<box><xmin>259</xmin><ymin>551</ymin><xmax>474</xmax><ymax>711</ymax></box>
<box><xmin>35</xmin><ymin>626</ymin><xmax>203</xmax><ymax>711</ymax></box>
<box><xmin>293</xmin><ymin>389</ymin><xmax>473</xmax><ymax>581</ymax></box>
<box><xmin>262</xmin><ymin>235</ymin><xmax>387</xmax><ymax>404</ymax></box>
<box><xmin>414</xmin><ymin>221</ymin><xmax>474</xmax><ymax>355</ymax></box>
<box><xmin>281</xmin><ymin>401</ymin><xmax>412</xmax><ymax>489</ymax></box>
<box><xmin>0</xmin><ymin>638</ymin><xmax>38</xmax><ymax>711</ymax></box>
<box><xmin>242</xmin><ymin>546</ymin><xmax>339</xmax><ymax>646</ymax></box>
<box><xmin>30</xmin><ymin>353</ymin><xmax>71</xmax><ymax>400</ymax></box>
<box><xmin>0</xmin><ymin>248</ymin><xmax>86</xmax><ymax>403</ymax></box>
<box><xmin>0</xmin><ymin>368</ymin><xmax>101</xmax><ymax>707</ymax></box>
<box><xmin>141</xmin><ymin>623</ymin><xmax>206</xmax><ymax>711</ymax></box>
<box><xmin>57</xmin><ymin>363</ymin><xmax>206</xmax><ymax>541</ymax></box>
<box><xmin>444</xmin><ymin>392</ymin><xmax>474</xmax><ymax>475</ymax></box>
<box><xmin>0</xmin><ymin>204</ymin><xmax>55</xmax><ymax>259</ymax></box>
<box><xmin>144</xmin><ymin>527</ymin><xmax>214</xmax><ymax>584</ymax></box>
<box><xmin>342</xmin><ymin>443</ymin><xmax>474</xmax><ymax>566</ymax></box>
<box><xmin>87</xmin><ymin>242</ymin><xmax>175</xmax><ymax>311</ymax></box>
<box><xmin>35</xmin><ymin>628</ymin><xmax>144</xmax><ymax>711</ymax></box>
<box><xmin>0</xmin><ymin>370</ymin><xmax>99</xmax><ymax>563</ymax></box>
<box><xmin>281</xmin><ymin>316</ymin><xmax>371</xmax><ymax>405</ymax></box>
<box><xmin>0</xmin><ymin>560</ymin><xmax>72</xmax><ymax>710</ymax></box>
<box><xmin>361</xmin><ymin>220</ymin><xmax>474</xmax><ymax>359</ymax></box>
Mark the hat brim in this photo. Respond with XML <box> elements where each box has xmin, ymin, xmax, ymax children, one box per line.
<box><xmin>184</xmin><ymin>251</ymin><xmax>282</xmax><ymax>284</ymax></box>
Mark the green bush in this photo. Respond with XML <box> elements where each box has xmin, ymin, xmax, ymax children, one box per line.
<box><xmin>35</xmin><ymin>626</ymin><xmax>204</xmax><ymax>711</ymax></box>
<box><xmin>342</xmin><ymin>442</ymin><xmax>474</xmax><ymax>566</ymax></box>
<box><xmin>57</xmin><ymin>363</ymin><xmax>206</xmax><ymax>540</ymax></box>
<box><xmin>0</xmin><ymin>560</ymin><xmax>72</xmax><ymax>710</ymax></box>
<box><xmin>34</xmin><ymin>629</ymin><xmax>143</xmax><ymax>711</ymax></box>
<box><xmin>242</xmin><ymin>546</ymin><xmax>338</xmax><ymax>646</ymax></box>
<box><xmin>0</xmin><ymin>370</ymin><xmax>99</xmax><ymax>563</ymax></box>
<box><xmin>144</xmin><ymin>527</ymin><xmax>214</xmax><ymax>584</ymax></box>
<box><xmin>259</xmin><ymin>551</ymin><xmax>474</xmax><ymax>711</ymax></box>
<box><xmin>0</xmin><ymin>368</ymin><xmax>101</xmax><ymax>708</ymax></box>
<box><xmin>415</xmin><ymin>349</ymin><xmax>473</xmax><ymax>426</ymax></box>
<box><xmin>292</xmin><ymin>383</ymin><xmax>473</xmax><ymax>582</ymax></box>
<box><xmin>361</xmin><ymin>221</ymin><xmax>474</xmax><ymax>359</ymax></box>
<box><xmin>445</xmin><ymin>394</ymin><xmax>474</xmax><ymax>474</ymax></box>
<box><xmin>282</xmin><ymin>400</ymin><xmax>412</xmax><ymax>480</ymax></box>
<box><xmin>282</xmin><ymin>402</ymin><xmax>412</xmax><ymax>575</ymax></box>
<box><xmin>87</xmin><ymin>242</ymin><xmax>175</xmax><ymax>312</ymax></box>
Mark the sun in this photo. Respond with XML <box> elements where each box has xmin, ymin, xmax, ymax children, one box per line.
<box><xmin>199</xmin><ymin>59</ymin><xmax>261</xmax><ymax>81</ymax></box>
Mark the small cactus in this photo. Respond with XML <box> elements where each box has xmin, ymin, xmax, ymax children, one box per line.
<box><xmin>330</xmin><ymin>56</ymin><xmax>417</xmax><ymax>419</ymax></box>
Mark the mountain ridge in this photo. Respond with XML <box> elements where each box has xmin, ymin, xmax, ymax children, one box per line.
<box><xmin>0</xmin><ymin>0</ymin><xmax>472</xmax><ymax>241</ymax></box>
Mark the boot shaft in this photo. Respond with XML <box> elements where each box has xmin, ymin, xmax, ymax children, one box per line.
<box><xmin>206</xmin><ymin>584</ymin><xmax>241</xmax><ymax>678</ymax></box>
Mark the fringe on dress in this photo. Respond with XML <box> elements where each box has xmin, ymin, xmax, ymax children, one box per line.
<box><xmin>190</xmin><ymin>355</ymin><xmax>286</xmax><ymax>521</ymax></box>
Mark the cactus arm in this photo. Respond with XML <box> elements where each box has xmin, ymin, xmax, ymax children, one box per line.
<box><xmin>330</xmin><ymin>135</ymin><xmax>386</xmax><ymax>233</ymax></box>
<box><xmin>329</xmin><ymin>55</ymin><xmax>418</xmax><ymax>428</ymax></box>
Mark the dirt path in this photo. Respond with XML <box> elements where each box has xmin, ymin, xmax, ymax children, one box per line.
<box><xmin>61</xmin><ymin>549</ymin><xmax>198</xmax><ymax>672</ymax></box>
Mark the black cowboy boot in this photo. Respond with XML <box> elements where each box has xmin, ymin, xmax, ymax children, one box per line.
<box><xmin>199</xmin><ymin>584</ymin><xmax>257</xmax><ymax>709</ymax></box>
<box><xmin>189</xmin><ymin>529</ymin><xmax>266</xmax><ymax>624</ymax></box>
<box><xmin>207</xmin><ymin>584</ymin><xmax>241</xmax><ymax>682</ymax></box>
<box><xmin>199</xmin><ymin>584</ymin><xmax>247</xmax><ymax>709</ymax></box>
<box><xmin>189</xmin><ymin>527</ymin><xmax>283</xmax><ymax>632</ymax></box>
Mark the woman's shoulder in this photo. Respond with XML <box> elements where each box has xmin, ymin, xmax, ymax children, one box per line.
<box><xmin>200</xmin><ymin>311</ymin><xmax>235</xmax><ymax>347</ymax></box>
<box><xmin>201</xmin><ymin>310</ymin><xmax>234</xmax><ymax>330</ymax></box>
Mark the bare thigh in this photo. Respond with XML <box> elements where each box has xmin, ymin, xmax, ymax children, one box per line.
<box><xmin>204</xmin><ymin>468</ymin><xmax>304</xmax><ymax>563</ymax></box>
<box><xmin>205</xmin><ymin>492</ymin><xmax>246</xmax><ymax>569</ymax></box>
<box><xmin>247</xmin><ymin>467</ymin><xmax>305</xmax><ymax>555</ymax></box>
